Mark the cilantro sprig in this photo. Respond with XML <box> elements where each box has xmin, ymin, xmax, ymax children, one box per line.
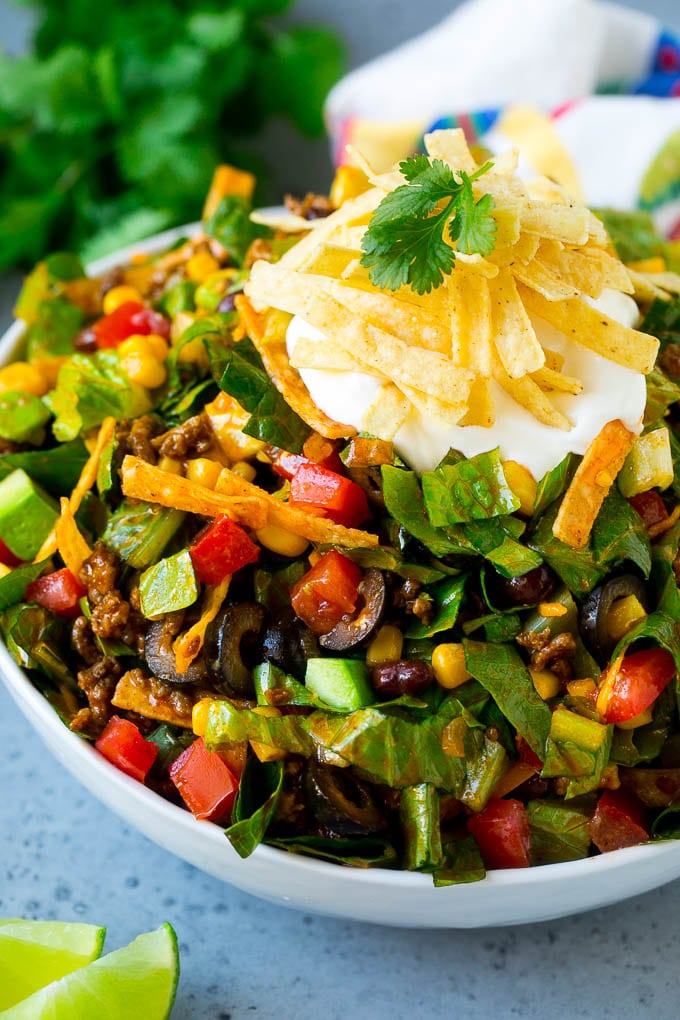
<box><xmin>360</xmin><ymin>155</ymin><xmax>497</xmax><ymax>295</ymax></box>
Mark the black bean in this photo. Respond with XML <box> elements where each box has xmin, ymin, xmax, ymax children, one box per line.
<box><xmin>371</xmin><ymin>659</ymin><xmax>433</xmax><ymax>698</ymax></box>
<box><xmin>494</xmin><ymin>564</ymin><xmax>556</xmax><ymax>606</ymax></box>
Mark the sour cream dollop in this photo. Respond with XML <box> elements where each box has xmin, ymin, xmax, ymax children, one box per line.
<box><xmin>286</xmin><ymin>290</ymin><xmax>646</xmax><ymax>479</ymax></box>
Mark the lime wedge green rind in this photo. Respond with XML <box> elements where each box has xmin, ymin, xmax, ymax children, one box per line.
<box><xmin>0</xmin><ymin>923</ymin><xmax>179</xmax><ymax>1020</ymax></box>
<box><xmin>0</xmin><ymin>921</ymin><xmax>106</xmax><ymax>1010</ymax></box>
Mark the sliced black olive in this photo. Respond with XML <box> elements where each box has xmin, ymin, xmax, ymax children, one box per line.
<box><xmin>580</xmin><ymin>573</ymin><xmax>647</xmax><ymax>663</ymax></box>
<box><xmin>304</xmin><ymin>760</ymin><xmax>387</xmax><ymax>837</ymax></box>
<box><xmin>260</xmin><ymin>607</ymin><xmax>319</xmax><ymax>680</ymax></box>
<box><xmin>320</xmin><ymin>568</ymin><xmax>386</xmax><ymax>651</ymax></box>
<box><xmin>145</xmin><ymin>620</ymin><xmax>208</xmax><ymax>685</ymax></box>
<box><xmin>490</xmin><ymin>564</ymin><xmax>557</xmax><ymax>607</ymax></box>
<box><xmin>204</xmin><ymin>602</ymin><xmax>266</xmax><ymax>696</ymax></box>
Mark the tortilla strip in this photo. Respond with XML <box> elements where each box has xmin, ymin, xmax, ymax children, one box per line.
<box><xmin>276</xmin><ymin>188</ymin><xmax>383</xmax><ymax>272</ymax></box>
<box><xmin>235</xmin><ymin>294</ymin><xmax>356</xmax><ymax>439</ymax></box>
<box><xmin>493</xmin><ymin>357</ymin><xmax>571</xmax><ymax>431</ymax></box>
<box><xmin>111</xmin><ymin>669</ymin><xmax>198</xmax><ymax>729</ymax></box>
<box><xmin>490</xmin><ymin>269</ymin><xmax>546</xmax><ymax>378</ymax></box>
<box><xmin>531</xmin><ymin>366</ymin><xmax>583</xmax><ymax>395</ymax></box>
<box><xmin>552</xmin><ymin>419</ymin><xmax>635</xmax><ymax>549</ymax></box>
<box><xmin>34</xmin><ymin>415</ymin><xmax>116</xmax><ymax>563</ymax></box>
<box><xmin>173</xmin><ymin>576</ymin><xmax>231</xmax><ymax>674</ymax></box>
<box><xmin>120</xmin><ymin>455</ymin><xmax>269</xmax><ymax>529</ymax></box>
<box><xmin>361</xmin><ymin>383</ymin><xmax>412</xmax><ymax>440</ymax></box>
<box><xmin>55</xmin><ymin>497</ymin><xmax>92</xmax><ymax>577</ymax></box>
<box><xmin>518</xmin><ymin>285</ymin><xmax>659</xmax><ymax>375</ymax></box>
<box><xmin>214</xmin><ymin>468</ymin><xmax>379</xmax><ymax>548</ymax></box>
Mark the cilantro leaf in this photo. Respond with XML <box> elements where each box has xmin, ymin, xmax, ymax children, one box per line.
<box><xmin>361</xmin><ymin>159</ymin><xmax>496</xmax><ymax>295</ymax></box>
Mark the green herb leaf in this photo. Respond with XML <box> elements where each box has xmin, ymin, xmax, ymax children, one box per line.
<box><xmin>0</xmin><ymin>561</ymin><xmax>49</xmax><ymax>612</ymax></box>
<box><xmin>400</xmin><ymin>784</ymin><xmax>443</xmax><ymax>871</ymax></box>
<box><xmin>463</xmin><ymin>639</ymin><xmax>552</xmax><ymax>759</ymax></box>
<box><xmin>591</xmin><ymin>489</ymin><xmax>651</xmax><ymax>578</ymax></box>
<box><xmin>203</xmin><ymin>195</ymin><xmax>268</xmax><ymax>267</ymax></box>
<box><xmin>219</xmin><ymin>338</ymin><xmax>311</xmax><ymax>453</ymax></box>
<box><xmin>527</xmin><ymin>503</ymin><xmax>603</xmax><ymax>596</ymax></box>
<box><xmin>226</xmin><ymin>757</ymin><xmax>284</xmax><ymax>859</ymax></box>
<box><xmin>361</xmin><ymin>158</ymin><xmax>496</xmax><ymax>295</ymax></box>
<box><xmin>433</xmin><ymin>836</ymin><xmax>485</xmax><ymax>886</ymax></box>
<box><xmin>422</xmin><ymin>447</ymin><xmax>519</xmax><ymax>526</ymax></box>
<box><xmin>406</xmin><ymin>575</ymin><xmax>467</xmax><ymax>639</ymax></box>
<box><xmin>139</xmin><ymin>549</ymin><xmax>198</xmax><ymax>618</ymax></box>
<box><xmin>103</xmin><ymin>501</ymin><xmax>186</xmax><ymax>571</ymax></box>
<box><xmin>533</xmin><ymin>453</ymin><xmax>578</xmax><ymax>518</ymax></box>
<box><xmin>381</xmin><ymin>466</ymin><xmax>473</xmax><ymax>558</ymax></box>
<box><xmin>0</xmin><ymin>439</ymin><xmax>88</xmax><ymax>495</ymax></box>
<box><xmin>45</xmin><ymin>352</ymin><xmax>152</xmax><ymax>442</ymax></box>
<box><xmin>527</xmin><ymin>798</ymin><xmax>593</xmax><ymax>865</ymax></box>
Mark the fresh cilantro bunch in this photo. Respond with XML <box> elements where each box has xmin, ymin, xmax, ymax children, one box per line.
<box><xmin>0</xmin><ymin>0</ymin><xmax>344</xmax><ymax>270</ymax></box>
<box><xmin>360</xmin><ymin>154</ymin><xmax>497</xmax><ymax>294</ymax></box>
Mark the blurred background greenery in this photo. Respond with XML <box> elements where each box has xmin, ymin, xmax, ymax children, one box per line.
<box><xmin>0</xmin><ymin>0</ymin><xmax>678</xmax><ymax>278</ymax></box>
<box><xmin>0</xmin><ymin>0</ymin><xmax>347</xmax><ymax>270</ymax></box>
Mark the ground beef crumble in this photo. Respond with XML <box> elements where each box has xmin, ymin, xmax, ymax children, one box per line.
<box><xmin>516</xmin><ymin>627</ymin><xmax>577</xmax><ymax>683</ymax></box>
<box><xmin>70</xmin><ymin>655</ymin><xmax>122</xmax><ymax>737</ymax></box>
<box><xmin>151</xmin><ymin>413</ymin><xmax>214</xmax><ymax>460</ymax></box>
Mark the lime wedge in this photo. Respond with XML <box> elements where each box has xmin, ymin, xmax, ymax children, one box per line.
<box><xmin>0</xmin><ymin>923</ymin><xmax>179</xmax><ymax>1019</ymax></box>
<box><xmin>0</xmin><ymin>920</ymin><xmax>106</xmax><ymax>1010</ymax></box>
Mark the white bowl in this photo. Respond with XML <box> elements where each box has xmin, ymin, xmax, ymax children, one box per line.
<box><xmin>3</xmin><ymin>228</ymin><xmax>680</xmax><ymax>928</ymax></box>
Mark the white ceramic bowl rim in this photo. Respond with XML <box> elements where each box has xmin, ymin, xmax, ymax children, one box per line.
<box><xmin>2</xmin><ymin>223</ymin><xmax>680</xmax><ymax>926</ymax></box>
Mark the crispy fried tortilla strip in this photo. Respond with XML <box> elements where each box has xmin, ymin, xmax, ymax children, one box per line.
<box><xmin>55</xmin><ymin>497</ymin><xmax>92</xmax><ymax>577</ymax></box>
<box><xmin>518</xmin><ymin>285</ymin><xmax>659</xmax><ymax>374</ymax></box>
<box><xmin>627</xmin><ymin>268</ymin><xmax>680</xmax><ymax>303</ymax></box>
<box><xmin>520</xmin><ymin>200</ymin><xmax>591</xmax><ymax>245</ymax></box>
<box><xmin>246</xmin><ymin>262</ymin><xmax>473</xmax><ymax>416</ymax></box>
<box><xmin>235</xmin><ymin>295</ymin><xmax>355</xmax><ymax>439</ymax></box>
<box><xmin>112</xmin><ymin>669</ymin><xmax>198</xmax><ymax>728</ymax></box>
<box><xmin>487</xmin><ymin>232</ymin><xmax>540</xmax><ymax>269</ymax></box>
<box><xmin>120</xmin><ymin>455</ymin><xmax>269</xmax><ymax>528</ymax></box>
<box><xmin>552</xmin><ymin>419</ymin><xmax>635</xmax><ymax>549</ymax></box>
<box><xmin>549</xmin><ymin>244</ymin><xmax>633</xmax><ymax>297</ymax></box>
<box><xmin>512</xmin><ymin>257</ymin><xmax>582</xmax><ymax>301</ymax></box>
<box><xmin>289</xmin><ymin>335</ymin><xmax>367</xmax><ymax>372</ymax></box>
<box><xmin>214</xmin><ymin>468</ymin><xmax>379</xmax><ymax>548</ymax></box>
<box><xmin>493</xmin><ymin>358</ymin><xmax>571</xmax><ymax>430</ymax></box>
<box><xmin>34</xmin><ymin>415</ymin><xmax>116</xmax><ymax>563</ymax></box>
<box><xmin>424</xmin><ymin>129</ymin><xmax>479</xmax><ymax>175</ymax></box>
<box><xmin>531</xmin><ymin>366</ymin><xmax>583</xmax><ymax>394</ymax></box>
<box><xmin>490</xmin><ymin>269</ymin><xmax>545</xmax><ymax>378</ymax></box>
<box><xmin>174</xmin><ymin>576</ymin><xmax>231</xmax><ymax>674</ymax></box>
<box><xmin>458</xmin><ymin>377</ymin><xmax>495</xmax><ymax>427</ymax></box>
<box><xmin>276</xmin><ymin>188</ymin><xmax>383</xmax><ymax>271</ymax></box>
<box><xmin>448</xmin><ymin>270</ymin><xmax>493</xmax><ymax>375</ymax></box>
<box><xmin>361</xmin><ymin>383</ymin><xmax>411</xmax><ymax>440</ymax></box>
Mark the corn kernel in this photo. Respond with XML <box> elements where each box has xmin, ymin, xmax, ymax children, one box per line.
<box><xmin>0</xmin><ymin>361</ymin><xmax>48</xmax><ymax>396</ymax></box>
<box><xmin>255</xmin><ymin>524</ymin><xmax>309</xmax><ymax>558</ymax></box>
<box><xmin>186</xmin><ymin>457</ymin><xmax>223</xmax><ymax>490</ymax></box>
<box><xmin>366</xmin><ymin>624</ymin><xmax>403</xmax><ymax>667</ymax></box>
<box><xmin>192</xmin><ymin>697</ymin><xmax>214</xmax><ymax>736</ymax></box>
<box><xmin>530</xmin><ymin>667</ymin><xmax>561</xmax><ymax>701</ymax></box>
<box><xmin>144</xmin><ymin>333</ymin><xmax>169</xmax><ymax>361</ymax></box>
<box><xmin>157</xmin><ymin>456</ymin><xmax>183</xmax><ymax>475</ymax></box>
<box><xmin>102</xmin><ymin>284</ymin><xmax>142</xmax><ymax>316</ymax></box>
<box><xmin>538</xmin><ymin>601</ymin><xmax>568</xmax><ymax>618</ymax></box>
<box><xmin>186</xmin><ymin>251</ymin><xmax>220</xmax><ymax>283</ymax></box>
<box><xmin>231</xmin><ymin>460</ymin><xmax>257</xmax><ymax>483</ymax></box>
<box><xmin>329</xmin><ymin>165</ymin><xmax>370</xmax><ymax>207</ymax></box>
<box><xmin>432</xmin><ymin>643</ymin><xmax>471</xmax><ymax>690</ymax></box>
<box><xmin>251</xmin><ymin>706</ymin><xmax>287</xmax><ymax>762</ymax></box>
<box><xmin>502</xmin><ymin>460</ymin><xmax>537</xmax><ymax>516</ymax></box>
<box><xmin>616</xmin><ymin>708</ymin><xmax>655</xmax><ymax>731</ymax></box>
<box><xmin>567</xmin><ymin>678</ymin><xmax>597</xmax><ymax>698</ymax></box>
<box><xmin>606</xmin><ymin>595</ymin><xmax>647</xmax><ymax>643</ymax></box>
<box><xmin>118</xmin><ymin>335</ymin><xmax>167</xmax><ymax>389</ymax></box>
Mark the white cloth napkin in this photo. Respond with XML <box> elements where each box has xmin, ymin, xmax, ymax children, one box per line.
<box><xmin>325</xmin><ymin>0</ymin><xmax>680</xmax><ymax>221</ymax></box>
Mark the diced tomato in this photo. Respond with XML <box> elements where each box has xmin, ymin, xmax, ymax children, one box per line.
<box><xmin>92</xmin><ymin>301</ymin><xmax>170</xmax><ymax>349</ymax></box>
<box><xmin>271</xmin><ymin>447</ymin><xmax>343</xmax><ymax>481</ymax></box>
<box><xmin>600</xmin><ymin>647</ymin><xmax>676</xmax><ymax>725</ymax></box>
<box><xmin>589</xmin><ymin>788</ymin><xmax>649</xmax><ymax>854</ymax></box>
<box><xmin>467</xmin><ymin>798</ymin><xmax>532</xmax><ymax>870</ymax></box>
<box><xmin>189</xmin><ymin>514</ymin><xmax>260</xmax><ymax>585</ymax></box>
<box><xmin>290</xmin><ymin>550</ymin><xmax>363</xmax><ymax>635</ymax></box>
<box><xmin>26</xmin><ymin>568</ymin><xmax>87</xmax><ymax>619</ymax></box>
<box><xmin>516</xmin><ymin>736</ymin><xmax>543</xmax><ymax>770</ymax></box>
<box><xmin>289</xmin><ymin>463</ymin><xmax>370</xmax><ymax>528</ymax></box>
<box><xmin>628</xmin><ymin>491</ymin><xmax>669</xmax><ymax>531</ymax></box>
<box><xmin>95</xmin><ymin>716</ymin><xmax>159</xmax><ymax>783</ymax></box>
<box><xmin>169</xmin><ymin>737</ymin><xmax>239</xmax><ymax>822</ymax></box>
<box><xmin>0</xmin><ymin>538</ymin><xmax>22</xmax><ymax>568</ymax></box>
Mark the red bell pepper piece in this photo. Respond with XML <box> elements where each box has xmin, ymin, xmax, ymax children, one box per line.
<box><xmin>589</xmin><ymin>788</ymin><xmax>649</xmax><ymax>854</ymax></box>
<box><xmin>289</xmin><ymin>462</ymin><xmax>370</xmax><ymax>529</ymax></box>
<box><xmin>188</xmin><ymin>514</ymin><xmax>260</xmax><ymax>585</ymax></box>
<box><xmin>467</xmin><ymin>798</ymin><xmax>532</xmax><ymax>870</ymax></box>
<box><xmin>271</xmin><ymin>447</ymin><xmax>344</xmax><ymax>481</ymax></box>
<box><xmin>628</xmin><ymin>491</ymin><xmax>668</xmax><ymax>531</ymax></box>
<box><xmin>169</xmin><ymin>737</ymin><xmax>239</xmax><ymax>822</ymax></box>
<box><xmin>26</xmin><ymin>567</ymin><xmax>87</xmax><ymax>619</ymax></box>
<box><xmin>95</xmin><ymin>716</ymin><xmax>159</xmax><ymax>783</ymax></box>
<box><xmin>0</xmin><ymin>538</ymin><xmax>22</xmax><ymax>568</ymax></box>
<box><xmin>600</xmin><ymin>647</ymin><xmax>676</xmax><ymax>725</ymax></box>
<box><xmin>92</xmin><ymin>301</ymin><xmax>170</xmax><ymax>349</ymax></box>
